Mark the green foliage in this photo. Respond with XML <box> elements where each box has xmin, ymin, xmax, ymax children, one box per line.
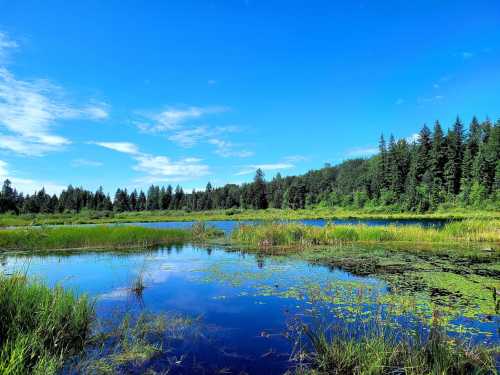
<box><xmin>0</xmin><ymin>274</ymin><xmax>94</xmax><ymax>374</ymax></box>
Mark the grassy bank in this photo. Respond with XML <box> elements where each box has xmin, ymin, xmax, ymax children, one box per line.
<box><xmin>231</xmin><ymin>219</ymin><xmax>500</xmax><ymax>247</ymax></box>
<box><xmin>0</xmin><ymin>274</ymin><xmax>94</xmax><ymax>374</ymax></box>
<box><xmin>0</xmin><ymin>224</ymin><xmax>220</xmax><ymax>251</ymax></box>
<box><xmin>0</xmin><ymin>207</ymin><xmax>499</xmax><ymax>227</ymax></box>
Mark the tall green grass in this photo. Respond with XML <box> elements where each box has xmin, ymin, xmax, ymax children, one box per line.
<box><xmin>232</xmin><ymin>220</ymin><xmax>500</xmax><ymax>247</ymax></box>
<box><xmin>291</xmin><ymin>324</ymin><xmax>498</xmax><ymax>374</ymax></box>
<box><xmin>0</xmin><ymin>207</ymin><xmax>498</xmax><ymax>228</ymax></box>
<box><xmin>0</xmin><ymin>274</ymin><xmax>94</xmax><ymax>374</ymax></box>
<box><xmin>0</xmin><ymin>224</ymin><xmax>221</xmax><ymax>251</ymax></box>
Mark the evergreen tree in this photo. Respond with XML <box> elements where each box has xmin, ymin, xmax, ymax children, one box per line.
<box><xmin>444</xmin><ymin>117</ymin><xmax>464</xmax><ymax>195</ymax></box>
<box><xmin>252</xmin><ymin>169</ymin><xmax>268</xmax><ymax>209</ymax></box>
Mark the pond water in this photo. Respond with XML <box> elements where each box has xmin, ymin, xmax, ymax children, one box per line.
<box><xmin>0</xmin><ymin>242</ymin><xmax>497</xmax><ymax>374</ymax></box>
<box><xmin>122</xmin><ymin>218</ymin><xmax>449</xmax><ymax>234</ymax></box>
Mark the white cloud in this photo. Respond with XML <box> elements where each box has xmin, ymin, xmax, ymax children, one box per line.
<box><xmin>208</xmin><ymin>138</ymin><xmax>253</xmax><ymax>158</ymax></box>
<box><xmin>139</xmin><ymin>106</ymin><xmax>228</xmax><ymax>133</ymax></box>
<box><xmin>0</xmin><ymin>33</ymin><xmax>110</xmax><ymax>156</ymax></box>
<box><xmin>0</xmin><ymin>159</ymin><xmax>65</xmax><ymax>194</ymax></box>
<box><xmin>0</xmin><ymin>32</ymin><xmax>18</xmax><ymax>61</ymax></box>
<box><xmin>406</xmin><ymin>133</ymin><xmax>420</xmax><ymax>143</ymax></box>
<box><xmin>345</xmin><ymin>146</ymin><xmax>378</xmax><ymax>158</ymax></box>
<box><xmin>92</xmin><ymin>141</ymin><xmax>210</xmax><ymax>183</ymax></box>
<box><xmin>136</xmin><ymin>105</ymin><xmax>250</xmax><ymax>156</ymax></box>
<box><xmin>71</xmin><ymin>158</ymin><xmax>103</xmax><ymax>167</ymax></box>
<box><xmin>134</xmin><ymin>154</ymin><xmax>210</xmax><ymax>183</ymax></box>
<box><xmin>236</xmin><ymin>163</ymin><xmax>294</xmax><ymax>176</ymax></box>
<box><xmin>91</xmin><ymin>141</ymin><xmax>140</xmax><ymax>155</ymax></box>
<box><xmin>168</xmin><ymin>126</ymin><xmax>210</xmax><ymax>148</ymax></box>
<box><xmin>84</xmin><ymin>104</ymin><xmax>109</xmax><ymax>120</ymax></box>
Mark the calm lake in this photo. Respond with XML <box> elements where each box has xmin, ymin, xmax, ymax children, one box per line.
<box><xmin>1</xmin><ymin>227</ymin><xmax>497</xmax><ymax>374</ymax></box>
<box><xmin>122</xmin><ymin>218</ymin><xmax>449</xmax><ymax>233</ymax></box>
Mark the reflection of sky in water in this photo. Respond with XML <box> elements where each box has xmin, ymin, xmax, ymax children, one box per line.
<box><xmin>0</xmin><ymin>244</ymin><xmax>497</xmax><ymax>374</ymax></box>
<box><xmin>122</xmin><ymin>218</ymin><xmax>448</xmax><ymax>234</ymax></box>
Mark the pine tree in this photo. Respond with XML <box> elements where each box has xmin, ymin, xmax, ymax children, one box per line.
<box><xmin>444</xmin><ymin>117</ymin><xmax>464</xmax><ymax>195</ymax></box>
<box><xmin>252</xmin><ymin>169</ymin><xmax>268</xmax><ymax>209</ymax></box>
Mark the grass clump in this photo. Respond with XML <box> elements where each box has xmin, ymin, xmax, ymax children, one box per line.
<box><xmin>291</xmin><ymin>325</ymin><xmax>498</xmax><ymax>375</ymax></box>
<box><xmin>232</xmin><ymin>219</ymin><xmax>500</xmax><ymax>247</ymax></box>
<box><xmin>0</xmin><ymin>274</ymin><xmax>94</xmax><ymax>375</ymax></box>
<box><xmin>0</xmin><ymin>224</ymin><xmax>222</xmax><ymax>251</ymax></box>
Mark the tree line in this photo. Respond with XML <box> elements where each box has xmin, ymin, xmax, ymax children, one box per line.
<box><xmin>0</xmin><ymin>116</ymin><xmax>498</xmax><ymax>215</ymax></box>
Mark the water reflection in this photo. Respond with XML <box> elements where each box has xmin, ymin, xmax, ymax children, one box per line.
<box><xmin>1</xmin><ymin>243</ymin><xmax>496</xmax><ymax>374</ymax></box>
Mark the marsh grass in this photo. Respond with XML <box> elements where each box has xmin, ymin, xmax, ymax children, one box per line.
<box><xmin>287</xmin><ymin>303</ymin><xmax>499</xmax><ymax>375</ymax></box>
<box><xmin>0</xmin><ymin>207</ymin><xmax>498</xmax><ymax>228</ymax></box>
<box><xmin>232</xmin><ymin>219</ymin><xmax>500</xmax><ymax>247</ymax></box>
<box><xmin>0</xmin><ymin>274</ymin><xmax>94</xmax><ymax>375</ymax></box>
<box><xmin>290</xmin><ymin>325</ymin><xmax>498</xmax><ymax>375</ymax></box>
<box><xmin>0</xmin><ymin>224</ymin><xmax>222</xmax><ymax>251</ymax></box>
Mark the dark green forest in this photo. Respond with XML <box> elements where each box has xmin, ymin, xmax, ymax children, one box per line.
<box><xmin>0</xmin><ymin>116</ymin><xmax>499</xmax><ymax>214</ymax></box>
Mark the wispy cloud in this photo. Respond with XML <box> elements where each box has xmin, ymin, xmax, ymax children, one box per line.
<box><xmin>0</xmin><ymin>32</ymin><xmax>18</xmax><ymax>62</ymax></box>
<box><xmin>91</xmin><ymin>141</ymin><xmax>210</xmax><ymax>183</ymax></box>
<box><xmin>168</xmin><ymin>126</ymin><xmax>211</xmax><ymax>148</ymax></box>
<box><xmin>208</xmin><ymin>138</ymin><xmax>253</xmax><ymax>158</ymax></box>
<box><xmin>138</xmin><ymin>106</ymin><xmax>228</xmax><ymax>133</ymax></box>
<box><xmin>0</xmin><ymin>33</ymin><xmax>109</xmax><ymax>156</ymax></box>
<box><xmin>344</xmin><ymin>146</ymin><xmax>378</xmax><ymax>158</ymax></box>
<box><xmin>395</xmin><ymin>98</ymin><xmax>405</xmax><ymax>105</ymax></box>
<box><xmin>236</xmin><ymin>163</ymin><xmax>294</xmax><ymax>176</ymax></box>
<box><xmin>136</xmin><ymin>105</ymin><xmax>252</xmax><ymax>157</ymax></box>
<box><xmin>71</xmin><ymin>158</ymin><xmax>103</xmax><ymax>167</ymax></box>
<box><xmin>90</xmin><ymin>141</ymin><xmax>140</xmax><ymax>155</ymax></box>
<box><xmin>417</xmin><ymin>95</ymin><xmax>444</xmax><ymax>105</ymax></box>
<box><xmin>0</xmin><ymin>159</ymin><xmax>65</xmax><ymax>194</ymax></box>
<box><xmin>133</xmin><ymin>154</ymin><xmax>210</xmax><ymax>184</ymax></box>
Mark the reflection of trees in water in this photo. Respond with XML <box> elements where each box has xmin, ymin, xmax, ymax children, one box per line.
<box><xmin>256</xmin><ymin>255</ymin><xmax>265</xmax><ymax>269</ymax></box>
<box><xmin>0</xmin><ymin>255</ymin><xmax>7</xmax><ymax>267</ymax></box>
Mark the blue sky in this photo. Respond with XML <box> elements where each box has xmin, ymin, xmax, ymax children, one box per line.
<box><xmin>0</xmin><ymin>0</ymin><xmax>499</xmax><ymax>194</ymax></box>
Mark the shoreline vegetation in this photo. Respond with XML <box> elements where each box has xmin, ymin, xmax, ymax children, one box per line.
<box><xmin>0</xmin><ymin>274</ymin><xmax>93</xmax><ymax>374</ymax></box>
<box><xmin>0</xmin><ymin>219</ymin><xmax>497</xmax><ymax>252</ymax></box>
<box><xmin>0</xmin><ymin>207</ymin><xmax>499</xmax><ymax>228</ymax></box>
<box><xmin>231</xmin><ymin>219</ymin><xmax>500</xmax><ymax>247</ymax></box>
<box><xmin>0</xmin><ymin>224</ymin><xmax>220</xmax><ymax>252</ymax></box>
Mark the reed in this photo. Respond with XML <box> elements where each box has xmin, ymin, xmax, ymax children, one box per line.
<box><xmin>291</xmin><ymin>324</ymin><xmax>498</xmax><ymax>375</ymax></box>
<box><xmin>0</xmin><ymin>224</ymin><xmax>221</xmax><ymax>251</ymax></box>
<box><xmin>0</xmin><ymin>274</ymin><xmax>94</xmax><ymax>374</ymax></box>
<box><xmin>231</xmin><ymin>219</ymin><xmax>500</xmax><ymax>247</ymax></box>
<box><xmin>0</xmin><ymin>208</ymin><xmax>498</xmax><ymax>228</ymax></box>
